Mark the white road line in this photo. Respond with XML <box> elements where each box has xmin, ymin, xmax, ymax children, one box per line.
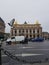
<box><xmin>2</xmin><ymin>53</ymin><xmax>43</xmax><ymax>57</ymax></box>
<box><xmin>21</xmin><ymin>47</ymin><xmax>49</xmax><ymax>50</ymax></box>
<box><xmin>2</xmin><ymin>55</ymin><xmax>7</xmax><ymax>57</ymax></box>
<box><xmin>19</xmin><ymin>47</ymin><xmax>34</xmax><ymax>49</ymax></box>
<box><xmin>21</xmin><ymin>53</ymin><xmax>43</xmax><ymax>57</ymax></box>
<box><xmin>15</xmin><ymin>53</ymin><xmax>43</xmax><ymax>57</ymax></box>
<box><xmin>31</xmin><ymin>49</ymin><xmax>49</xmax><ymax>50</ymax></box>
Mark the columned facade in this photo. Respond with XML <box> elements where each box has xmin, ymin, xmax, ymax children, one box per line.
<box><xmin>10</xmin><ymin>21</ymin><xmax>42</xmax><ymax>39</ymax></box>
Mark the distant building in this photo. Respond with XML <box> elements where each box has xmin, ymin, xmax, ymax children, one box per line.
<box><xmin>0</xmin><ymin>17</ymin><xmax>5</xmax><ymax>40</ymax></box>
<box><xmin>10</xmin><ymin>20</ymin><xmax>42</xmax><ymax>39</ymax></box>
<box><xmin>42</xmin><ymin>32</ymin><xmax>49</xmax><ymax>40</ymax></box>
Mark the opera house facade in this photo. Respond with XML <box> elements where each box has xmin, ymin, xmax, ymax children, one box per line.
<box><xmin>10</xmin><ymin>20</ymin><xmax>42</xmax><ymax>39</ymax></box>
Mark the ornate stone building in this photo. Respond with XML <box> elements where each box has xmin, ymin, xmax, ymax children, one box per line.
<box><xmin>10</xmin><ymin>20</ymin><xmax>42</xmax><ymax>39</ymax></box>
<box><xmin>0</xmin><ymin>17</ymin><xmax>5</xmax><ymax>39</ymax></box>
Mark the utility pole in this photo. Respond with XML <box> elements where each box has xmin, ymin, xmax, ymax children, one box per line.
<box><xmin>0</xmin><ymin>40</ymin><xmax>2</xmax><ymax>65</ymax></box>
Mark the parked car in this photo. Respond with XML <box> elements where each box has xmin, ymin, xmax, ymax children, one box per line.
<box><xmin>31</xmin><ymin>37</ymin><xmax>44</xmax><ymax>42</ymax></box>
<box><xmin>28</xmin><ymin>38</ymin><xmax>34</xmax><ymax>41</ymax></box>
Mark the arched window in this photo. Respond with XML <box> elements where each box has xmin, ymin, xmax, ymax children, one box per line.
<box><xmin>37</xmin><ymin>29</ymin><xmax>39</xmax><ymax>33</ymax></box>
<box><xmin>30</xmin><ymin>29</ymin><xmax>31</xmax><ymax>33</ymax></box>
<box><xmin>33</xmin><ymin>35</ymin><xmax>35</xmax><ymax>38</ymax></box>
<box><xmin>33</xmin><ymin>29</ymin><xmax>35</xmax><ymax>33</ymax></box>
<box><xmin>15</xmin><ymin>30</ymin><xmax>17</xmax><ymax>36</ymax></box>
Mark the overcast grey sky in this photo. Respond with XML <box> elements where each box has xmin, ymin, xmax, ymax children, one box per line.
<box><xmin>0</xmin><ymin>0</ymin><xmax>49</xmax><ymax>33</ymax></box>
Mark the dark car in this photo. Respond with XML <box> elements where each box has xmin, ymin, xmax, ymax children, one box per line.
<box><xmin>31</xmin><ymin>37</ymin><xmax>44</xmax><ymax>42</ymax></box>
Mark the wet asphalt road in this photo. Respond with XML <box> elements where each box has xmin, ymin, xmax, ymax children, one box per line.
<box><xmin>1</xmin><ymin>40</ymin><xmax>49</xmax><ymax>65</ymax></box>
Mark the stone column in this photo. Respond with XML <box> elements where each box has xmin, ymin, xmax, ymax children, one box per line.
<box><xmin>13</xmin><ymin>29</ymin><xmax>15</xmax><ymax>36</ymax></box>
<box><xmin>32</xmin><ymin>30</ymin><xmax>33</xmax><ymax>38</ymax></box>
<box><xmin>32</xmin><ymin>30</ymin><xmax>33</xmax><ymax>34</ymax></box>
<box><xmin>28</xmin><ymin>29</ymin><xmax>30</xmax><ymax>38</ymax></box>
<box><xmin>28</xmin><ymin>29</ymin><xmax>30</xmax><ymax>34</ymax></box>
<box><xmin>35</xmin><ymin>29</ymin><xmax>37</xmax><ymax>38</ymax></box>
<box><xmin>16</xmin><ymin>29</ymin><xmax>19</xmax><ymax>36</ymax></box>
<box><xmin>39</xmin><ymin>28</ymin><xmax>42</xmax><ymax>37</ymax></box>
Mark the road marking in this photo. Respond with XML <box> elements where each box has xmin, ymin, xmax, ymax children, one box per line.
<box><xmin>2</xmin><ymin>55</ymin><xmax>7</xmax><ymax>57</ymax></box>
<box><xmin>19</xmin><ymin>47</ymin><xmax>34</xmax><ymax>49</ymax></box>
<box><xmin>23</xmin><ymin>47</ymin><xmax>34</xmax><ymax>48</ymax></box>
<box><xmin>2</xmin><ymin>53</ymin><xmax>43</xmax><ymax>57</ymax></box>
<box><xmin>31</xmin><ymin>49</ymin><xmax>49</xmax><ymax>50</ymax></box>
<box><xmin>21</xmin><ymin>53</ymin><xmax>43</xmax><ymax>57</ymax></box>
<box><xmin>15</xmin><ymin>53</ymin><xmax>43</xmax><ymax>57</ymax></box>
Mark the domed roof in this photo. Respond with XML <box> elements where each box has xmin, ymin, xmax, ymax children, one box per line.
<box><xmin>34</xmin><ymin>20</ymin><xmax>39</xmax><ymax>24</ymax></box>
<box><xmin>13</xmin><ymin>21</ymin><xmax>18</xmax><ymax>25</ymax></box>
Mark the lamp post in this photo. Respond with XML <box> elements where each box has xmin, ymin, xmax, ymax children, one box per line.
<box><xmin>0</xmin><ymin>39</ymin><xmax>2</xmax><ymax>65</ymax></box>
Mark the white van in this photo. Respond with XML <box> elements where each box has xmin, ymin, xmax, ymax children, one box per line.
<box><xmin>6</xmin><ymin>36</ymin><xmax>28</xmax><ymax>44</ymax></box>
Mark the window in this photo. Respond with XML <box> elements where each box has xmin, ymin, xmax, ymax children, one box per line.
<box><xmin>19</xmin><ymin>30</ymin><xmax>21</xmax><ymax>33</ymax></box>
<box><xmin>30</xmin><ymin>29</ymin><xmax>32</xmax><ymax>33</ymax></box>
<box><xmin>26</xmin><ymin>29</ymin><xmax>28</xmax><ymax>33</ymax></box>
<box><xmin>14</xmin><ymin>30</ymin><xmax>17</xmax><ymax>36</ymax></box>
<box><xmin>22</xmin><ymin>29</ymin><xmax>24</xmax><ymax>33</ymax></box>
<box><xmin>33</xmin><ymin>35</ymin><xmax>35</xmax><ymax>38</ymax></box>
<box><xmin>37</xmin><ymin>35</ymin><xmax>39</xmax><ymax>38</ymax></box>
<box><xmin>30</xmin><ymin>35</ymin><xmax>32</xmax><ymax>37</ymax></box>
<box><xmin>33</xmin><ymin>30</ymin><xmax>35</xmax><ymax>33</ymax></box>
<box><xmin>15</xmin><ymin>30</ymin><xmax>17</xmax><ymax>33</ymax></box>
<box><xmin>26</xmin><ymin>35</ymin><xmax>28</xmax><ymax>38</ymax></box>
<box><xmin>37</xmin><ymin>29</ymin><xmax>39</xmax><ymax>33</ymax></box>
